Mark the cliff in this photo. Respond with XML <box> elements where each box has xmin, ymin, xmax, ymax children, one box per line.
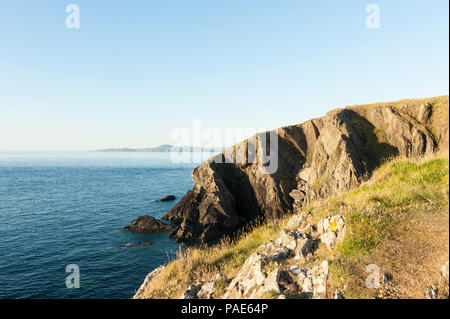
<box><xmin>134</xmin><ymin>95</ymin><xmax>449</xmax><ymax>299</ymax></box>
<box><xmin>163</xmin><ymin>96</ymin><xmax>449</xmax><ymax>244</ymax></box>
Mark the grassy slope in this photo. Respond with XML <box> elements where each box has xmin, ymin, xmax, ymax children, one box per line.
<box><xmin>309</xmin><ymin>150</ymin><xmax>449</xmax><ymax>298</ymax></box>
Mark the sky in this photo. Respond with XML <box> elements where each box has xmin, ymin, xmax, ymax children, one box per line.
<box><xmin>0</xmin><ymin>0</ymin><xmax>448</xmax><ymax>151</ymax></box>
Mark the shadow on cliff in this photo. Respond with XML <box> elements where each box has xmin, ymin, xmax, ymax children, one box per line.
<box><xmin>209</xmin><ymin>131</ymin><xmax>307</xmax><ymax>241</ymax></box>
<box><xmin>345</xmin><ymin>109</ymin><xmax>400</xmax><ymax>171</ymax></box>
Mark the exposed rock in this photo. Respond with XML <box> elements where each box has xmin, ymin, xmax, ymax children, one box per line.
<box><xmin>382</xmin><ymin>273</ymin><xmax>393</xmax><ymax>284</ymax></box>
<box><xmin>317</xmin><ymin>216</ymin><xmax>346</xmax><ymax>250</ymax></box>
<box><xmin>163</xmin><ymin>101</ymin><xmax>444</xmax><ymax>244</ymax></box>
<box><xmin>123</xmin><ymin>215</ymin><xmax>174</xmax><ymax>233</ymax></box>
<box><xmin>197</xmin><ymin>281</ymin><xmax>216</xmax><ymax>299</ymax></box>
<box><xmin>257</xmin><ymin>268</ymin><xmax>282</xmax><ymax>297</ymax></box>
<box><xmin>334</xmin><ymin>290</ymin><xmax>344</xmax><ymax>299</ymax></box>
<box><xmin>119</xmin><ymin>241</ymin><xmax>153</xmax><ymax>247</ymax></box>
<box><xmin>156</xmin><ymin>195</ymin><xmax>176</xmax><ymax>202</ymax></box>
<box><xmin>138</xmin><ymin>241</ymin><xmax>153</xmax><ymax>246</ymax></box>
<box><xmin>285</xmin><ymin>215</ymin><xmax>306</xmax><ymax>231</ymax></box>
<box><xmin>222</xmin><ymin>239</ymin><xmax>292</xmax><ymax>299</ymax></box>
<box><xmin>276</xmin><ymin>230</ymin><xmax>317</xmax><ymax>260</ymax></box>
<box><xmin>288</xmin><ymin>260</ymin><xmax>329</xmax><ymax>299</ymax></box>
<box><xmin>425</xmin><ymin>285</ymin><xmax>438</xmax><ymax>299</ymax></box>
<box><xmin>182</xmin><ymin>284</ymin><xmax>202</xmax><ymax>299</ymax></box>
<box><xmin>442</xmin><ymin>260</ymin><xmax>449</xmax><ymax>282</ymax></box>
<box><xmin>215</xmin><ymin>273</ymin><xmax>228</xmax><ymax>283</ymax></box>
<box><xmin>258</xmin><ymin>241</ymin><xmax>291</xmax><ymax>262</ymax></box>
<box><xmin>223</xmin><ymin>253</ymin><xmax>268</xmax><ymax>298</ymax></box>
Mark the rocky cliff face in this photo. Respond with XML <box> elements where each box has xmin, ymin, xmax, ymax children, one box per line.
<box><xmin>163</xmin><ymin>97</ymin><xmax>449</xmax><ymax>244</ymax></box>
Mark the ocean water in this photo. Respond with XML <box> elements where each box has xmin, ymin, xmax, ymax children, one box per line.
<box><xmin>0</xmin><ymin>152</ymin><xmax>202</xmax><ymax>299</ymax></box>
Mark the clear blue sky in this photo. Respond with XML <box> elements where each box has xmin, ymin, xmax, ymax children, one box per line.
<box><xmin>0</xmin><ymin>0</ymin><xmax>448</xmax><ymax>151</ymax></box>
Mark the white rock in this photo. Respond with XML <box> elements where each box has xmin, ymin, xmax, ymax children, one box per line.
<box><xmin>182</xmin><ymin>284</ymin><xmax>201</xmax><ymax>299</ymax></box>
<box><xmin>320</xmin><ymin>231</ymin><xmax>337</xmax><ymax>250</ymax></box>
<box><xmin>256</xmin><ymin>268</ymin><xmax>282</xmax><ymax>298</ymax></box>
<box><xmin>197</xmin><ymin>281</ymin><xmax>216</xmax><ymax>299</ymax></box>
<box><xmin>258</xmin><ymin>241</ymin><xmax>290</xmax><ymax>261</ymax></box>
<box><xmin>442</xmin><ymin>260</ymin><xmax>449</xmax><ymax>282</ymax></box>
<box><xmin>317</xmin><ymin>216</ymin><xmax>346</xmax><ymax>250</ymax></box>
<box><xmin>223</xmin><ymin>252</ymin><xmax>267</xmax><ymax>298</ymax></box>
<box><xmin>425</xmin><ymin>285</ymin><xmax>438</xmax><ymax>299</ymax></box>
<box><xmin>289</xmin><ymin>260</ymin><xmax>329</xmax><ymax>299</ymax></box>
<box><xmin>285</xmin><ymin>215</ymin><xmax>305</xmax><ymax>230</ymax></box>
<box><xmin>334</xmin><ymin>290</ymin><xmax>344</xmax><ymax>299</ymax></box>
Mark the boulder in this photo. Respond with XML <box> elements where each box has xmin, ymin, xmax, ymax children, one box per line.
<box><xmin>276</xmin><ymin>230</ymin><xmax>317</xmax><ymax>259</ymax></box>
<box><xmin>156</xmin><ymin>195</ymin><xmax>176</xmax><ymax>202</ymax></box>
<box><xmin>137</xmin><ymin>241</ymin><xmax>153</xmax><ymax>246</ymax></box>
<box><xmin>258</xmin><ymin>241</ymin><xmax>290</xmax><ymax>262</ymax></box>
<box><xmin>285</xmin><ymin>214</ymin><xmax>306</xmax><ymax>231</ymax></box>
<box><xmin>222</xmin><ymin>241</ymin><xmax>289</xmax><ymax>299</ymax></box>
<box><xmin>289</xmin><ymin>260</ymin><xmax>329</xmax><ymax>299</ymax></box>
<box><xmin>182</xmin><ymin>284</ymin><xmax>202</xmax><ymax>299</ymax></box>
<box><xmin>318</xmin><ymin>216</ymin><xmax>346</xmax><ymax>250</ymax></box>
<box><xmin>123</xmin><ymin>215</ymin><xmax>174</xmax><ymax>233</ymax></box>
<box><xmin>257</xmin><ymin>268</ymin><xmax>282</xmax><ymax>297</ymax></box>
<box><xmin>119</xmin><ymin>241</ymin><xmax>153</xmax><ymax>247</ymax></box>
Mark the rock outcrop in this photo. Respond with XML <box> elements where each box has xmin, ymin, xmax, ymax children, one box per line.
<box><xmin>442</xmin><ymin>260</ymin><xmax>449</xmax><ymax>283</ymax></box>
<box><xmin>156</xmin><ymin>195</ymin><xmax>176</xmax><ymax>202</ymax></box>
<box><xmin>123</xmin><ymin>215</ymin><xmax>174</xmax><ymax>233</ymax></box>
<box><xmin>219</xmin><ymin>214</ymin><xmax>343</xmax><ymax>299</ymax></box>
<box><xmin>119</xmin><ymin>241</ymin><xmax>153</xmax><ymax>247</ymax></box>
<box><xmin>163</xmin><ymin>98</ymin><xmax>448</xmax><ymax>244</ymax></box>
<box><xmin>174</xmin><ymin>214</ymin><xmax>340</xmax><ymax>299</ymax></box>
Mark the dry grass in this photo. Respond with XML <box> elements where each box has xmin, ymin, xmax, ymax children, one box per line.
<box><xmin>136</xmin><ymin>217</ymin><xmax>288</xmax><ymax>299</ymax></box>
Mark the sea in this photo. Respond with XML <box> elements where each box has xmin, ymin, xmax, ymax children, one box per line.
<box><xmin>0</xmin><ymin>152</ymin><xmax>204</xmax><ymax>299</ymax></box>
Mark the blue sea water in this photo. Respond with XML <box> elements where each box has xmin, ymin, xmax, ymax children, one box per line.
<box><xmin>0</xmin><ymin>152</ymin><xmax>201</xmax><ymax>299</ymax></box>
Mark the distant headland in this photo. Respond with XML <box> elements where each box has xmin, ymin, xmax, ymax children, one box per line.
<box><xmin>96</xmin><ymin>144</ymin><xmax>225</xmax><ymax>153</ymax></box>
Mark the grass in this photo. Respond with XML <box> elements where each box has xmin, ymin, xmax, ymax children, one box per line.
<box><xmin>137</xmin><ymin>151</ymin><xmax>449</xmax><ymax>299</ymax></box>
<box><xmin>136</xmin><ymin>218</ymin><xmax>287</xmax><ymax>299</ymax></box>
<box><xmin>310</xmin><ymin>150</ymin><xmax>449</xmax><ymax>298</ymax></box>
